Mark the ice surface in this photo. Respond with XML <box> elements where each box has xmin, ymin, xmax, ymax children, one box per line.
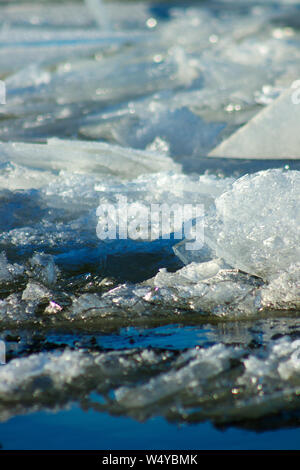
<box><xmin>1</xmin><ymin>0</ymin><xmax>300</xmax><ymax>149</ymax></box>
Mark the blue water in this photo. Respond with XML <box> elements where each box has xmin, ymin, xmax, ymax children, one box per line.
<box><xmin>0</xmin><ymin>405</ymin><xmax>299</xmax><ymax>450</ymax></box>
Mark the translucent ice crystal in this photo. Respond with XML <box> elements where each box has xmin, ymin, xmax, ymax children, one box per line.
<box><xmin>204</xmin><ymin>169</ymin><xmax>300</xmax><ymax>281</ymax></box>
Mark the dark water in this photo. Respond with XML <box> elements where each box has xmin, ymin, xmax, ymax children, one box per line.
<box><xmin>1</xmin><ymin>318</ymin><xmax>300</xmax><ymax>450</ymax></box>
<box><xmin>1</xmin><ymin>406</ymin><xmax>300</xmax><ymax>450</ymax></box>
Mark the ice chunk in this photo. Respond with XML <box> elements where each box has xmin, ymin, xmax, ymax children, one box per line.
<box><xmin>154</xmin><ymin>259</ymin><xmax>228</xmax><ymax>285</ymax></box>
<box><xmin>0</xmin><ymin>252</ymin><xmax>12</xmax><ymax>282</ymax></box>
<box><xmin>80</xmin><ymin>105</ymin><xmax>224</xmax><ymax>158</ymax></box>
<box><xmin>149</xmin><ymin>262</ymin><xmax>262</xmax><ymax>316</ymax></box>
<box><xmin>29</xmin><ymin>253</ymin><xmax>58</xmax><ymax>287</ymax></box>
<box><xmin>209</xmin><ymin>87</ymin><xmax>300</xmax><ymax>159</ymax></box>
<box><xmin>204</xmin><ymin>169</ymin><xmax>300</xmax><ymax>281</ymax></box>
<box><xmin>0</xmin><ymin>252</ymin><xmax>24</xmax><ymax>282</ymax></box>
<box><xmin>163</xmin><ymin>168</ymin><xmax>300</xmax><ymax>315</ymax></box>
<box><xmin>22</xmin><ymin>282</ymin><xmax>51</xmax><ymax>302</ymax></box>
<box><xmin>261</xmin><ymin>263</ymin><xmax>300</xmax><ymax>310</ymax></box>
<box><xmin>64</xmin><ymin>261</ymin><xmax>261</xmax><ymax>320</ymax></box>
<box><xmin>70</xmin><ymin>293</ymin><xmax>106</xmax><ymax>320</ymax></box>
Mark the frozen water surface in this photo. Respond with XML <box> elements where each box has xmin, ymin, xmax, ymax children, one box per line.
<box><xmin>0</xmin><ymin>0</ymin><xmax>300</xmax><ymax>449</ymax></box>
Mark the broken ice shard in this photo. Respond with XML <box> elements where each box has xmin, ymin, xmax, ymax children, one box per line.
<box><xmin>209</xmin><ymin>86</ymin><xmax>300</xmax><ymax>159</ymax></box>
<box><xmin>204</xmin><ymin>169</ymin><xmax>300</xmax><ymax>280</ymax></box>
